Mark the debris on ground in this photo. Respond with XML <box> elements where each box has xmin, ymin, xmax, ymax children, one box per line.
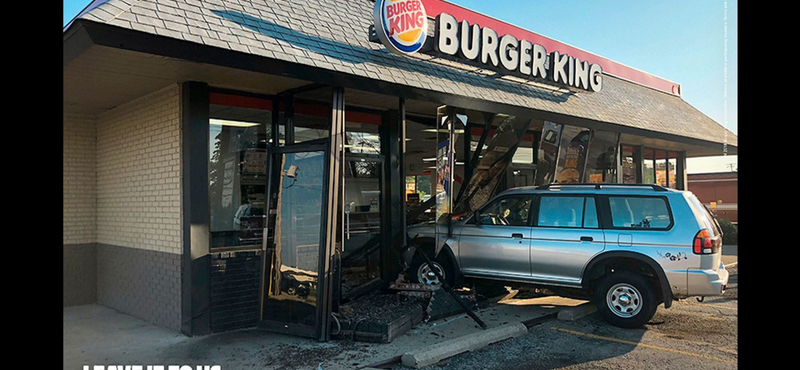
<box><xmin>259</xmin><ymin>340</ymin><xmax>363</xmax><ymax>370</ymax></box>
<box><xmin>339</xmin><ymin>292</ymin><xmax>428</xmax><ymax>325</ymax></box>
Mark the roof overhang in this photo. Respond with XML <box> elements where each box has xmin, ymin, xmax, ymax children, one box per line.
<box><xmin>64</xmin><ymin>18</ymin><xmax>736</xmax><ymax>156</ymax></box>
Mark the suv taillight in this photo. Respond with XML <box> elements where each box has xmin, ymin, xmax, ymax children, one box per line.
<box><xmin>693</xmin><ymin>229</ymin><xmax>721</xmax><ymax>254</ymax></box>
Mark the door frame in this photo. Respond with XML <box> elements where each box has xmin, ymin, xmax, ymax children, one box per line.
<box><xmin>258</xmin><ymin>87</ymin><xmax>345</xmax><ymax>342</ymax></box>
<box><xmin>258</xmin><ymin>141</ymin><xmax>332</xmax><ymax>339</ymax></box>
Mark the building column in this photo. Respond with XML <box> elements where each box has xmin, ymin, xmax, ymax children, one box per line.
<box><xmin>677</xmin><ymin>151</ymin><xmax>687</xmax><ymax>190</ymax></box>
<box><xmin>379</xmin><ymin>98</ymin><xmax>406</xmax><ymax>282</ymax></box>
<box><xmin>181</xmin><ymin>81</ymin><xmax>212</xmax><ymax>336</ymax></box>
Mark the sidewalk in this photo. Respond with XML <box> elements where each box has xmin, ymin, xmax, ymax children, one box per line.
<box><xmin>64</xmin><ymin>294</ymin><xmax>585</xmax><ymax>370</ymax></box>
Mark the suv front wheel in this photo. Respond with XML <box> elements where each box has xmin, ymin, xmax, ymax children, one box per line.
<box><xmin>593</xmin><ymin>271</ymin><xmax>657</xmax><ymax>328</ymax></box>
<box><xmin>409</xmin><ymin>252</ymin><xmax>455</xmax><ymax>287</ymax></box>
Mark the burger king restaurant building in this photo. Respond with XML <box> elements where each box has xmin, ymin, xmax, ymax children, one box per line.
<box><xmin>63</xmin><ymin>0</ymin><xmax>737</xmax><ymax>340</ymax></box>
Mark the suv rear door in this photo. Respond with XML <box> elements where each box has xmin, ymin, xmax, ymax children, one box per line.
<box><xmin>601</xmin><ymin>195</ymin><xmax>675</xmax><ymax>249</ymax></box>
<box><xmin>530</xmin><ymin>194</ymin><xmax>605</xmax><ymax>285</ymax></box>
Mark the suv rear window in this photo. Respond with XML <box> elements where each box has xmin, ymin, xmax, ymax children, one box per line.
<box><xmin>685</xmin><ymin>193</ymin><xmax>722</xmax><ymax>237</ymax></box>
<box><xmin>608</xmin><ymin>196</ymin><xmax>672</xmax><ymax>229</ymax></box>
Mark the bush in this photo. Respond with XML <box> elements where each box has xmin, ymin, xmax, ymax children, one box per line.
<box><xmin>718</xmin><ymin>219</ymin><xmax>738</xmax><ymax>245</ymax></box>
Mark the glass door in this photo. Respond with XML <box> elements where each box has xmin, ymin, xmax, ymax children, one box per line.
<box><xmin>260</xmin><ymin>142</ymin><xmax>332</xmax><ymax>339</ymax></box>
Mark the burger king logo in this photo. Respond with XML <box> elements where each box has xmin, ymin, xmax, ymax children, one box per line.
<box><xmin>373</xmin><ymin>0</ymin><xmax>428</xmax><ymax>55</ymax></box>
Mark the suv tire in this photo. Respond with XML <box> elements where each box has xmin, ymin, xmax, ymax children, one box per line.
<box><xmin>409</xmin><ymin>251</ymin><xmax>455</xmax><ymax>287</ymax></box>
<box><xmin>594</xmin><ymin>271</ymin><xmax>657</xmax><ymax>328</ymax></box>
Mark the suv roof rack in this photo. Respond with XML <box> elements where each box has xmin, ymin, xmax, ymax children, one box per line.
<box><xmin>535</xmin><ymin>183</ymin><xmax>669</xmax><ymax>192</ymax></box>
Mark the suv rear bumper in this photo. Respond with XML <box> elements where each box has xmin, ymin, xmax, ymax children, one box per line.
<box><xmin>687</xmin><ymin>263</ymin><xmax>729</xmax><ymax>296</ymax></box>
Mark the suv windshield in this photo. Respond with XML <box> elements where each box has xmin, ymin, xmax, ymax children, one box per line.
<box><xmin>685</xmin><ymin>193</ymin><xmax>722</xmax><ymax>237</ymax></box>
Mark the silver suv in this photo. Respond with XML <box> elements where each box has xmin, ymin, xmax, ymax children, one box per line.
<box><xmin>406</xmin><ymin>184</ymin><xmax>729</xmax><ymax>328</ymax></box>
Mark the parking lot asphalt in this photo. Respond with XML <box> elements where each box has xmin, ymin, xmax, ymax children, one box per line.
<box><xmin>63</xmin><ymin>246</ymin><xmax>738</xmax><ymax>370</ymax></box>
<box><xmin>408</xmin><ymin>246</ymin><xmax>739</xmax><ymax>370</ymax></box>
<box><xmin>422</xmin><ymin>296</ymin><xmax>738</xmax><ymax>370</ymax></box>
<box><xmin>721</xmin><ymin>245</ymin><xmax>737</xmax><ymax>267</ymax></box>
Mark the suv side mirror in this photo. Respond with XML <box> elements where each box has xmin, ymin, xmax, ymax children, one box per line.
<box><xmin>466</xmin><ymin>212</ymin><xmax>480</xmax><ymax>225</ymax></box>
<box><xmin>475</xmin><ymin>213</ymin><xmax>492</xmax><ymax>226</ymax></box>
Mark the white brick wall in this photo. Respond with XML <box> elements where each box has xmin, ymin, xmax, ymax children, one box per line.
<box><xmin>63</xmin><ymin>113</ymin><xmax>97</xmax><ymax>245</ymax></box>
<box><xmin>95</xmin><ymin>84</ymin><xmax>183</xmax><ymax>255</ymax></box>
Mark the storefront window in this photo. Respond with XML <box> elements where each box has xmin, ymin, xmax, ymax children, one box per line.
<box><xmin>554</xmin><ymin>125</ymin><xmax>591</xmax><ymax>183</ymax></box>
<box><xmin>643</xmin><ymin>148</ymin><xmax>656</xmax><ymax>184</ymax></box>
<box><xmin>512</xmin><ymin>131</ymin><xmax>536</xmax><ymax>165</ymax></box>
<box><xmin>621</xmin><ymin>145</ymin><xmax>637</xmax><ymax>184</ymax></box>
<box><xmin>508</xmin><ymin>129</ymin><xmax>538</xmax><ymax>189</ymax></box>
<box><xmin>535</xmin><ymin>121</ymin><xmax>563</xmax><ymax>185</ymax></box>
<box><xmin>208</xmin><ymin>93</ymin><xmax>272</xmax><ymax>249</ymax></box>
<box><xmin>622</xmin><ymin>146</ymin><xmax>682</xmax><ymax>188</ymax></box>
<box><xmin>655</xmin><ymin>150</ymin><xmax>668</xmax><ymax>187</ymax></box>
<box><xmin>668</xmin><ymin>152</ymin><xmax>678</xmax><ymax>189</ymax></box>
<box><xmin>584</xmin><ymin>130</ymin><xmax>620</xmax><ymax>183</ymax></box>
<box><xmin>417</xmin><ymin>173</ymin><xmax>432</xmax><ymax>201</ymax></box>
<box><xmin>452</xmin><ymin>111</ymin><xmax>533</xmax><ymax>215</ymax></box>
<box><xmin>405</xmin><ymin>174</ymin><xmax>432</xmax><ymax>203</ymax></box>
<box><xmin>293</xmin><ymin>101</ymin><xmax>329</xmax><ymax>144</ymax></box>
<box><xmin>344</xmin><ymin>110</ymin><xmax>381</xmax><ymax>155</ymax></box>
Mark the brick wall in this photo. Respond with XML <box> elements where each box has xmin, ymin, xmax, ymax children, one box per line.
<box><xmin>97</xmin><ymin>243</ymin><xmax>182</xmax><ymax>331</ymax></box>
<box><xmin>63</xmin><ymin>84</ymin><xmax>185</xmax><ymax>332</ymax></box>
<box><xmin>63</xmin><ymin>113</ymin><xmax>97</xmax><ymax>245</ymax></box>
<box><xmin>64</xmin><ymin>114</ymin><xmax>98</xmax><ymax>306</ymax></box>
<box><xmin>94</xmin><ymin>84</ymin><xmax>183</xmax><ymax>330</ymax></box>
<box><xmin>96</xmin><ymin>84</ymin><xmax>182</xmax><ymax>254</ymax></box>
<box><xmin>687</xmin><ymin>172</ymin><xmax>738</xmax><ymax>224</ymax></box>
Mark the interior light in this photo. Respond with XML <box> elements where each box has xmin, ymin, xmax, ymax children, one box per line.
<box><xmin>421</xmin><ymin>128</ymin><xmax>465</xmax><ymax>134</ymax></box>
<box><xmin>344</xmin><ymin>144</ymin><xmax>380</xmax><ymax>152</ymax></box>
<box><xmin>210</xmin><ymin>119</ymin><xmax>260</xmax><ymax>127</ymax></box>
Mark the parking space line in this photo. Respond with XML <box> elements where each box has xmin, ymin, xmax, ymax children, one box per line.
<box><xmin>549</xmin><ymin>327</ymin><xmax>737</xmax><ymax>365</ymax></box>
<box><xmin>685</xmin><ymin>303</ymin><xmax>738</xmax><ymax>311</ymax></box>
<box><xmin>675</xmin><ymin>300</ymin><xmax>738</xmax><ymax>311</ymax></box>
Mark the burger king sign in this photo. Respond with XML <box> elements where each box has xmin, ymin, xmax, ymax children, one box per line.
<box><xmin>373</xmin><ymin>0</ymin><xmax>428</xmax><ymax>55</ymax></box>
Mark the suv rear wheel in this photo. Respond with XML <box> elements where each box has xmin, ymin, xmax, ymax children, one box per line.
<box><xmin>594</xmin><ymin>271</ymin><xmax>657</xmax><ymax>328</ymax></box>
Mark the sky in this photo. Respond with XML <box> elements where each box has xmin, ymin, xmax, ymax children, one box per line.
<box><xmin>63</xmin><ymin>0</ymin><xmax>738</xmax><ymax>173</ymax></box>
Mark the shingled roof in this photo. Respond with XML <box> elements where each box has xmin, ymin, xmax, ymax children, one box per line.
<box><xmin>65</xmin><ymin>0</ymin><xmax>736</xmax><ymax>150</ymax></box>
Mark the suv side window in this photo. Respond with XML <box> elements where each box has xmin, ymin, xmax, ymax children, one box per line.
<box><xmin>608</xmin><ymin>196</ymin><xmax>672</xmax><ymax>229</ymax></box>
<box><xmin>537</xmin><ymin>196</ymin><xmax>599</xmax><ymax>228</ymax></box>
<box><xmin>477</xmin><ymin>196</ymin><xmax>532</xmax><ymax>226</ymax></box>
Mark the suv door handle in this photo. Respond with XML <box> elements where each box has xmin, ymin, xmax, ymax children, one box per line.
<box><xmin>580</xmin><ymin>236</ymin><xmax>593</xmax><ymax>242</ymax></box>
<box><xmin>511</xmin><ymin>233</ymin><xmax>524</xmax><ymax>239</ymax></box>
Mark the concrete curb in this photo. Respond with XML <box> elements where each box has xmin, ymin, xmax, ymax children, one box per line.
<box><xmin>557</xmin><ymin>302</ymin><xmax>597</xmax><ymax>321</ymax></box>
<box><xmin>400</xmin><ymin>322</ymin><xmax>528</xmax><ymax>368</ymax></box>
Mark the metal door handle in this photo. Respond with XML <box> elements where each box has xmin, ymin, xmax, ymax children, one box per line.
<box><xmin>511</xmin><ymin>233</ymin><xmax>524</xmax><ymax>239</ymax></box>
<box><xmin>345</xmin><ymin>209</ymin><xmax>350</xmax><ymax>240</ymax></box>
<box><xmin>580</xmin><ymin>236</ymin><xmax>593</xmax><ymax>242</ymax></box>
